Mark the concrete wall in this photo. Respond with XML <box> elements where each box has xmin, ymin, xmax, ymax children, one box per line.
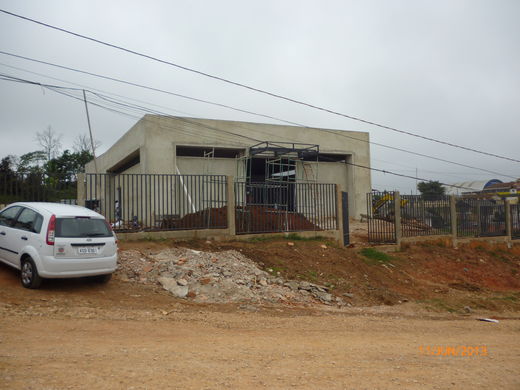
<box><xmin>86</xmin><ymin>115</ymin><xmax>371</xmax><ymax>218</ymax></box>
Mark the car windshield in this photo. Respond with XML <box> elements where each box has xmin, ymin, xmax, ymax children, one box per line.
<box><xmin>55</xmin><ymin>217</ymin><xmax>112</xmax><ymax>238</ymax></box>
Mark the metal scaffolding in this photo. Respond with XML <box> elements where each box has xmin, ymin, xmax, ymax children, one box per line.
<box><xmin>236</xmin><ymin>141</ymin><xmax>320</xmax><ymax>184</ymax></box>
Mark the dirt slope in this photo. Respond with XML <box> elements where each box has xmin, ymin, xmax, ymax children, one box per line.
<box><xmin>120</xmin><ymin>237</ymin><xmax>520</xmax><ymax>312</ymax></box>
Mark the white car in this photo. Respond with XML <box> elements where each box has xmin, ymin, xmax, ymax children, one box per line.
<box><xmin>0</xmin><ymin>202</ymin><xmax>118</xmax><ymax>289</ymax></box>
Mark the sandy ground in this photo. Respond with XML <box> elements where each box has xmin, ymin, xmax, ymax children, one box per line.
<box><xmin>1</xmin><ymin>260</ymin><xmax>520</xmax><ymax>390</ymax></box>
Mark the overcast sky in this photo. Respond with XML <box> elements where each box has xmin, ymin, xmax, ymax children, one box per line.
<box><xmin>0</xmin><ymin>0</ymin><xmax>519</xmax><ymax>193</ymax></box>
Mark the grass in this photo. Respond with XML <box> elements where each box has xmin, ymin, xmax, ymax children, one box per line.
<box><xmin>359</xmin><ymin>247</ymin><xmax>395</xmax><ymax>264</ymax></box>
<box><xmin>285</xmin><ymin>233</ymin><xmax>327</xmax><ymax>241</ymax></box>
<box><xmin>247</xmin><ymin>233</ymin><xmax>328</xmax><ymax>243</ymax></box>
<box><xmin>490</xmin><ymin>294</ymin><xmax>519</xmax><ymax>302</ymax></box>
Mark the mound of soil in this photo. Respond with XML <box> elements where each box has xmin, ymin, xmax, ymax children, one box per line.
<box><xmin>161</xmin><ymin>205</ymin><xmax>319</xmax><ymax>233</ymax></box>
<box><xmin>235</xmin><ymin>205</ymin><xmax>318</xmax><ymax>233</ymax></box>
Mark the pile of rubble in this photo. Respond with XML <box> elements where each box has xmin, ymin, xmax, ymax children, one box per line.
<box><xmin>118</xmin><ymin>247</ymin><xmax>349</xmax><ymax>307</ymax></box>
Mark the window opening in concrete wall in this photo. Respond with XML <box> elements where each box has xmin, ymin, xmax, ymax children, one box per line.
<box><xmin>176</xmin><ymin>146</ymin><xmax>243</xmax><ymax>158</ymax></box>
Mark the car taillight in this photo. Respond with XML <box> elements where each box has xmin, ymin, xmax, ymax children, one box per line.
<box><xmin>104</xmin><ymin>220</ymin><xmax>117</xmax><ymax>244</ymax></box>
<box><xmin>46</xmin><ymin>214</ymin><xmax>56</xmax><ymax>246</ymax></box>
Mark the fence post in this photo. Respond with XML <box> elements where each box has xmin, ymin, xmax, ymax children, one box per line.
<box><xmin>77</xmin><ymin>173</ymin><xmax>86</xmax><ymax>207</ymax></box>
<box><xmin>227</xmin><ymin>176</ymin><xmax>236</xmax><ymax>236</ymax></box>
<box><xmin>505</xmin><ymin>200</ymin><xmax>512</xmax><ymax>240</ymax></box>
<box><xmin>336</xmin><ymin>184</ymin><xmax>344</xmax><ymax>244</ymax></box>
<box><xmin>394</xmin><ymin>191</ymin><xmax>402</xmax><ymax>246</ymax></box>
<box><xmin>450</xmin><ymin>195</ymin><xmax>457</xmax><ymax>245</ymax></box>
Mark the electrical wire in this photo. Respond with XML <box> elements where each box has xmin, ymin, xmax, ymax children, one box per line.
<box><xmin>0</xmin><ymin>73</ymin><xmax>513</xmax><ymax>190</ymax></box>
<box><xmin>1</xmin><ymin>9</ymin><xmax>519</xmax><ymax>163</ymax></box>
<box><xmin>0</xmin><ymin>52</ymin><xmax>517</xmax><ymax>181</ymax></box>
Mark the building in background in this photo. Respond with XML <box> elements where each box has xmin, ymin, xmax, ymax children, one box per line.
<box><xmin>443</xmin><ymin>179</ymin><xmax>503</xmax><ymax>196</ymax></box>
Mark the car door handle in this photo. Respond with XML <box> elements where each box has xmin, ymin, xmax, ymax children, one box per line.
<box><xmin>0</xmin><ymin>231</ymin><xmax>5</xmax><ymax>236</ymax></box>
<box><xmin>21</xmin><ymin>236</ymin><xmax>28</xmax><ymax>241</ymax></box>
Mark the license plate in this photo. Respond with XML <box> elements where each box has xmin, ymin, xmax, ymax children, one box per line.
<box><xmin>78</xmin><ymin>247</ymin><xmax>99</xmax><ymax>255</ymax></box>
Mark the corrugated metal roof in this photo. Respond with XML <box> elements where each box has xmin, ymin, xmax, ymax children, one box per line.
<box><xmin>443</xmin><ymin>179</ymin><xmax>503</xmax><ymax>195</ymax></box>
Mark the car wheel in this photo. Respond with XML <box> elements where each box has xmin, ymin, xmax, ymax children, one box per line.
<box><xmin>92</xmin><ymin>274</ymin><xmax>112</xmax><ymax>284</ymax></box>
<box><xmin>21</xmin><ymin>257</ymin><xmax>43</xmax><ymax>289</ymax></box>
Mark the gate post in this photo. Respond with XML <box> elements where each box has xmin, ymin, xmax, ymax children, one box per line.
<box><xmin>77</xmin><ymin>173</ymin><xmax>86</xmax><ymax>207</ymax></box>
<box><xmin>505</xmin><ymin>200</ymin><xmax>512</xmax><ymax>240</ymax></box>
<box><xmin>394</xmin><ymin>191</ymin><xmax>402</xmax><ymax>246</ymax></box>
<box><xmin>335</xmin><ymin>184</ymin><xmax>344</xmax><ymax>245</ymax></box>
<box><xmin>450</xmin><ymin>195</ymin><xmax>457</xmax><ymax>246</ymax></box>
<box><xmin>227</xmin><ymin>176</ymin><xmax>236</xmax><ymax>236</ymax></box>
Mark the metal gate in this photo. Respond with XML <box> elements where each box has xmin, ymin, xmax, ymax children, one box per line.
<box><xmin>456</xmin><ymin>199</ymin><xmax>506</xmax><ymax>237</ymax></box>
<box><xmin>234</xmin><ymin>181</ymin><xmax>337</xmax><ymax>234</ymax></box>
<box><xmin>85</xmin><ymin>173</ymin><xmax>228</xmax><ymax>232</ymax></box>
<box><xmin>0</xmin><ymin>172</ymin><xmax>77</xmax><ymax>206</ymax></box>
<box><xmin>367</xmin><ymin>191</ymin><xmax>396</xmax><ymax>244</ymax></box>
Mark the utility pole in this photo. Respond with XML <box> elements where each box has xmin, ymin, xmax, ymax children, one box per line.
<box><xmin>82</xmin><ymin>90</ymin><xmax>98</xmax><ymax>173</ymax></box>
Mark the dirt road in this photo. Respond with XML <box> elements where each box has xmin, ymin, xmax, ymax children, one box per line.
<box><xmin>1</xmin><ymin>261</ymin><xmax>519</xmax><ymax>390</ymax></box>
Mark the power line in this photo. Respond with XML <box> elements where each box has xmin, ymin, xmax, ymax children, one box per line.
<box><xmin>0</xmin><ymin>52</ymin><xmax>517</xmax><ymax>181</ymax></box>
<box><xmin>1</xmin><ymin>8</ymin><xmax>519</xmax><ymax>164</ymax></box>
<box><xmin>0</xmin><ymin>74</ymin><xmax>495</xmax><ymax>190</ymax></box>
<box><xmin>1</xmin><ymin>71</ymin><xmax>517</xmax><ymax>188</ymax></box>
<box><xmin>0</xmin><ymin>51</ymin><xmax>302</xmax><ymax>127</ymax></box>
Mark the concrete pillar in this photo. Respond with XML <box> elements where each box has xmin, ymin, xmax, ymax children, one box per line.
<box><xmin>505</xmin><ymin>200</ymin><xmax>512</xmax><ymax>239</ymax></box>
<box><xmin>335</xmin><ymin>184</ymin><xmax>344</xmax><ymax>245</ymax></box>
<box><xmin>77</xmin><ymin>173</ymin><xmax>86</xmax><ymax>207</ymax></box>
<box><xmin>450</xmin><ymin>195</ymin><xmax>458</xmax><ymax>243</ymax></box>
<box><xmin>226</xmin><ymin>176</ymin><xmax>236</xmax><ymax>236</ymax></box>
<box><xmin>394</xmin><ymin>191</ymin><xmax>402</xmax><ymax>246</ymax></box>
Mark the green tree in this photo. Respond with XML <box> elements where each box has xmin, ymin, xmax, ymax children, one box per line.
<box><xmin>45</xmin><ymin>150</ymin><xmax>93</xmax><ymax>181</ymax></box>
<box><xmin>417</xmin><ymin>181</ymin><xmax>446</xmax><ymax>200</ymax></box>
<box><xmin>16</xmin><ymin>151</ymin><xmax>47</xmax><ymax>174</ymax></box>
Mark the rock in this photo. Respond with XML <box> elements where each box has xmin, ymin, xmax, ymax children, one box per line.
<box><xmin>287</xmin><ymin>242</ymin><xmax>295</xmax><ymax>246</ymax></box>
<box><xmin>284</xmin><ymin>281</ymin><xmax>299</xmax><ymax>291</ymax></box>
<box><xmin>320</xmin><ymin>244</ymin><xmax>327</xmax><ymax>249</ymax></box>
<box><xmin>222</xmin><ymin>271</ymin><xmax>233</xmax><ymax>277</ymax></box>
<box><xmin>259</xmin><ymin>278</ymin><xmax>268</xmax><ymax>287</ymax></box>
<box><xmin>342</xmin><ymin>293</ymin><xmax>354</xmax><ymax>299</ymax></box>
<box><xmin>314</xmin><ymin>291</ymin><xmax>333</xmax><ymax>302</ymax></box>
<box><xmin>308</xmin><ymin>282</ymin><xmax>328</xmax><ymax>291</ymax></box>
<box><xmin>298</xmin><ymin>281</ymin><xmax>312</xmax><ymax>291</ymax></box>
<box><xmin>239</xmin><ymin>304</ymin><xmax>258</xmax><ymax>312</ymax></box>
<box><xmin>463</xmin><ymin>306</ymin><xmax>472</xmax><ymax>313</ymax></box>
<box><xmin>158</xmin><ymin>277</ymin><xmax>189</xmax><ymax>298</ymax></box>
<box><xmin>199</xmin><ymin>278</ymin><xmax>212</xmax><ymax>285</ymax></box>
<box><xmin>177</xmin><ymin>278</ymin><xmax>188</xmax><ymax>286</ymax></box>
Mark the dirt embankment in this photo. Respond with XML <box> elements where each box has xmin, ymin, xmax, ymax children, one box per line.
<box><xmin>119</xmin><ymin>237</ymin><xmax>520</xmax><ymax>313</ymax></box>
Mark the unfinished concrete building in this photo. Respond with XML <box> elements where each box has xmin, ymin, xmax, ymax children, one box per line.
<box><xmin>84</xmin><ymin>115</ymin><xmax>372</xmax><ymax>226</ymax></box>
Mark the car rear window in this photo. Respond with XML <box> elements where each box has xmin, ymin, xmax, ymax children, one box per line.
<box><xmin>55</xmin><ymin>217</ymin><xmax>113</xmax><ymax>238</ymax></box>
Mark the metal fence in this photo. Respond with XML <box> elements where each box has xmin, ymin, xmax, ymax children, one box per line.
<box><xmin>367</xmin><ymin>191</ymin><xmax>396</xmax><ymax>244</ymax></box>
<box><xmin>511</xmin><ymin>204</ymin><xmax>520</xmax><ymax>240</ymax></box>
<box><xmin>85</xmin><ymin>174</ymin><xmax>228</xmax><ymax>232</ymax></box>
<box><xmin>456</xmin><ymin>198</ymin><xmax>506</xmax><ymax>237</ymax></box>
<box><xmin>0</xmin><ymin>172</ymin><xmax>77</xmax><ymax>206</ymax></box>
<box><xmin>401</xmin><ymin>195</ymin><xmax>451</xmax><ymax>237</ymax></box>
<box><xmin>235</xmin><ymin>182</ymin><xmax>337</xmax><ymax>234</ymax></box>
